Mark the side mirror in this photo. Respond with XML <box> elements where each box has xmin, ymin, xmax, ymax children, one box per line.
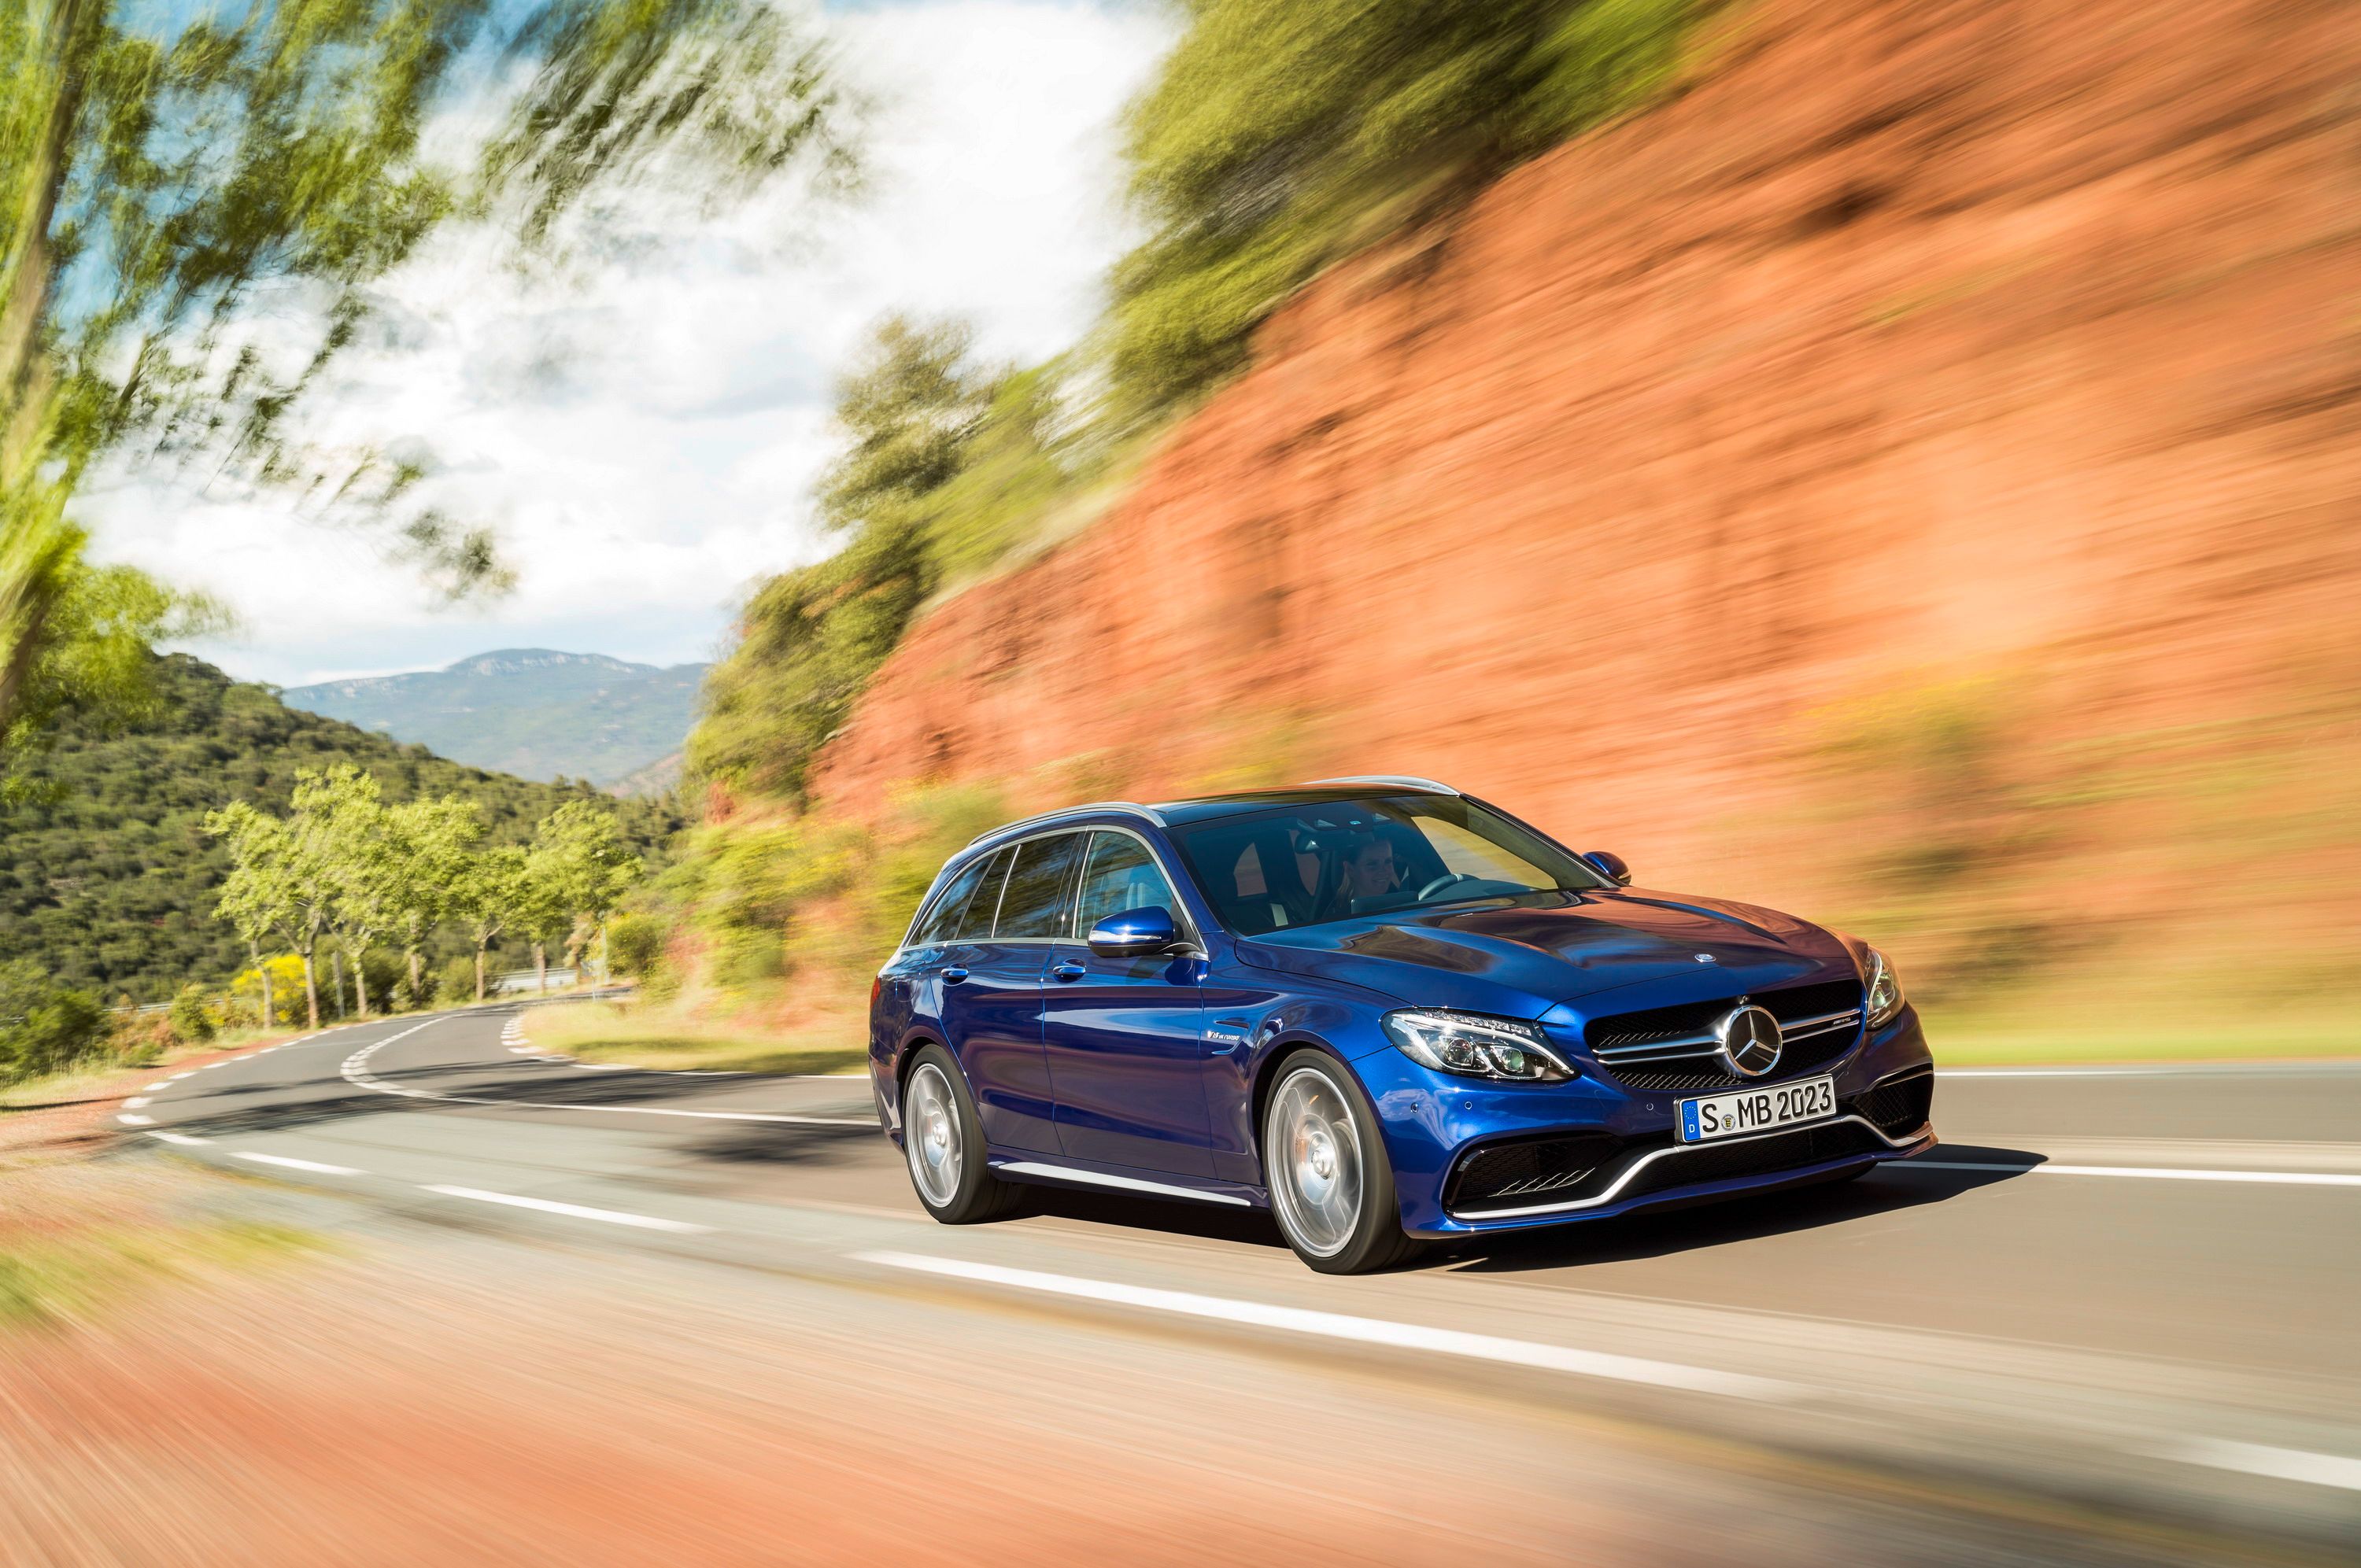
<box><xmin>1088</xmin><ymin>905</ymin><xmax>1181</xmax><ymax>958</ymax></box>
<box><xmin>1583</xmin><ymin>850</ymin><xmax>1632</xmax><ymax>886</ymax></box>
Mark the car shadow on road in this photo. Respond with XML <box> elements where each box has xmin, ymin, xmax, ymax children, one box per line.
<box><xmin>1434</xmin><ymin>1148</ymin><xmax>2043</xmax><ymax>1274</ymax></box>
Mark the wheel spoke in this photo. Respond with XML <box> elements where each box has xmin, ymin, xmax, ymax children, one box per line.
<box><xmin>906</xmin><ymin>1064</ymin><xmax>963</xmax><ymax>1206</ymax></box>
<box><xmin>1268</xmin><ymin>1068</ymin><xmax>1363</xmax><ymax>1257</ymax></box>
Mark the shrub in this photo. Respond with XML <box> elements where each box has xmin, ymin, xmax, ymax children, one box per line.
<box><xmin>167</xmin><ymin>984</ymin><xmax>217</xmax><ymax>1044</ymax></box>
<box><xmin>605</xmin><ymin>913</ymin><xmax>668</xmax><ymax>979</ymax></box>
<box><xmin>0</xmin><ymin>961</ymin><xmax>109</xmax><ymax>1083</ymax></box>
<box><xmin>438</xmin><ymin>954</ymin><xmax>481</xmax><ymax>1006</ymax></box>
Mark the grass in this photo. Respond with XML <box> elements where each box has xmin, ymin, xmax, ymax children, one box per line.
<box><xmin>525</xmin><ymin>999</ymin><xmax>868</xmax><ymax>1076</ymax></box>
<box><xmin>0</xmin><ymin>1217</ymin><xmax>322</xmax><ymax>1330</ymax></box>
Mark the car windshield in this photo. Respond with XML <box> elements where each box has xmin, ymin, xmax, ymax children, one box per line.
<box><xmin>1169</xmin><ymin>795</ymin><xmax>1613</xmax><ymax>937</ymax></box>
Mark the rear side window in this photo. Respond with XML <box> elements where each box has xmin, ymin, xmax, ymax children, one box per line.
<box><xmin>953</xmin><ymin>847</ymin><xmax>1015</xmax><ymax>941</ymax></box>
<box><xmin>1075</xmin><ymin>832</ymin><xmax>1183</xmax><ymax>935</ymax></box>
<box><xmin>910</xmin><ymin>856</ymin><xmax>992</xmax><ymax>948</ymax></box>
<box><xmin>993</xmin><ymin>833</ymin><xmax>1085</xmax><ymax>938</ymax></box>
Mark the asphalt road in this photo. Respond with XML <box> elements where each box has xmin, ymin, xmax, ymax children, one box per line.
<box><xmin>121</xmin><ymin>1004</ymin><xmax>2361</xmax><ymax>1563</ymax></box>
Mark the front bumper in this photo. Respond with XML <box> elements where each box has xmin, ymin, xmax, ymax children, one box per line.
<box><xmin>1372</xmin><ymin>1008</ymin><xmax>1936</xmax><ymax>1238</ymax></box>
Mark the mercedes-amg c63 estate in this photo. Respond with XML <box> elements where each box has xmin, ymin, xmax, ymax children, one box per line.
<box><xmin>869</xmin><ymin>778</ymin><xmax>1934</xmax><ymax>1272</ymax></box>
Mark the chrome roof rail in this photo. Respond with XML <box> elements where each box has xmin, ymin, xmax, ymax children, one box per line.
<box><xmin>966</xmin><ymin>800</ymin><xmax>1167</xmax><ymax>847</ymax></box>
<box><xmin>1301</xmin><ymin>775</ymin><xmax>1459</xmax><ymax>795</ymax></box>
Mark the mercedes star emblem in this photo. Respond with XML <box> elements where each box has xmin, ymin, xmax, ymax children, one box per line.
<box><xmin>1714</xmin><ymin>1004</ymin><xmax>1783</xmax><ymax>1078</ymax></box>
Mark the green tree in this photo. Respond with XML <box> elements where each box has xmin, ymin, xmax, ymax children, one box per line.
<box><xmin>386</xmin><ymin>793</ymin><xmax>482</xmax><ymax>1006</ymax></box>
<box><xmin>453</xmin><ymin>843</ymin><xmax>531</xmax><ymax>1002</ymax></box>
<box><xmin>313</xmin><ymin>766</ymin><xmax>395</xmax><ymax>1018</ymax></box>
<box><xmin>1110</xmin><ymin>0</ymin><xmax>1694</xmax><ymax>411</ymax></box>
<box><xmin>210</xmin><ymin>807</ymin><xmax>290</xmax><ymax>1031</ymax></box>
<box><xmin>0</xmin><ymin>0</ymin><xmax>852</xmax><ymax>770</ymax></box>
<box><xmin>527</xmin><ymin>799</ymin><xmax>641</xmax><ymax>983</ymax></box>
<box><xmin>689</xmin><ymin>321</ymin><xmax>1062</xmax><ymax>807</ymax></box>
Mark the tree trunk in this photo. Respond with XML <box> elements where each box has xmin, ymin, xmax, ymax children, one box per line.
<box><xmin>331</xmin><ymin>949</ymin><xmax>347</xmax><ymax>1019</ymax></box>
<box><xmin>475</xmin><ymin>939</ymin><xmax>489</xmax><ymax>1002</ymax></box>
<box><xmin>301</xmin><ymin>946</ymin><xmax>320</xmax><ymax>1031</ymax></box>
<box><xmin>250</xmin><ymin>938</ymin><xmax>272</xmax><ymax>1031</ymax></box>
<box><xmin>534</xmin><ymin>940</ymin><xmax>548</xmax><ymax>992</ymax></box>
<box><xmin>407</xmin><ymin>946</ymin><xmax>423</xmax><ymax>1007</ymax></box>
<box><xmin>353</xmin><ymin>953</ymin><xmax>371</xmax><ymax>1020</ymax></box>
<box><xmin>0</xmin><ymin>0</ymin><xmax>94</xmax><ymax>452</ymax></box>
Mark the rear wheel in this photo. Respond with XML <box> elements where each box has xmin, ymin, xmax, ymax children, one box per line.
<box><xmin>1262</xmin><ymin>1050</ymin><xmax>1420</xmax><ymax>1274</ymax></box>
<box><xmin>901</xmin><ymin>1045</ymin><xmax>1024</xmax><ymax>1223</ymax></box>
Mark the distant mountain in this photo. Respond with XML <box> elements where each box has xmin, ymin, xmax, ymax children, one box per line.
<box><xmin>0</xmin><ymin>654</ymin><xmax>682</xmax><ymax>1002</ymax></box>
<box><xmin>282</xmin><ymin>649</ymin><xmax>708</xmax><ymax>791</ymax></box>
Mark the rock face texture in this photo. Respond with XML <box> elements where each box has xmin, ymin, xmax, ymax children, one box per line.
<box><xmin>806</xmin><ymin>0</ymin><xmax>2359</xmax><ymax>1009</ymax></box>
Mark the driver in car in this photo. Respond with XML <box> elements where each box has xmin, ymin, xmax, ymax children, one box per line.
<box><xmin>1337</xmin><ymin>830</ymin><xmax>1402</xmax><ymax>913</ymax></box>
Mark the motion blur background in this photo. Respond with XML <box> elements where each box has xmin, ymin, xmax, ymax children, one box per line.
<box><xmin>3</xmin><ymin>0</ymin><xmax>2357</xmax><ymax>1563</ymax></box>
<box><xmin>664</xmin><ymin>0</ymin><xmax>2359</xmax><ymax>1073</ymax></box>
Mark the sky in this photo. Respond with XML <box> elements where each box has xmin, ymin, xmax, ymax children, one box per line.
<box><xmin>80</xmin><ymin>0</ymin><xmax>1174</xmax><ymax>689</ymax></box>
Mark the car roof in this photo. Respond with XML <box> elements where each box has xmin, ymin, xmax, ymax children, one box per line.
<box><xmin>963</xmin><ymin>778</ymin><xmax>1461</xmax><ymax>846</ymax></box>
<box><xmin>1151</xmin><ymin>778</ymin><xmax>1458</xmax><ymax>826</ymax></box>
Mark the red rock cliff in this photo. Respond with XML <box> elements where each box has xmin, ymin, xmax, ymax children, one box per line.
<box><xmin>804</xmin><ymin>0</ymin><xmax>2360</xmax><ymax>1013</ymax></box>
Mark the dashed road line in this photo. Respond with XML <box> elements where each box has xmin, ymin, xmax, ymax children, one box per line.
<box><xmin>421</xmin><ymin>1185</ymin><xmax>712</xmax><ymax>1233</ymax></box>
<box><xmin>2158</xmin><ymin>1439</ymin><xmax>2361</xmax><ymax>1492</ymax></box>
<box><xmin>231</xmin><ymin>1150</ymin><xmax>364</xmax><ymax>1176</ymax></box>
<box><xmin>116</xmin><ymin>1112</ymin><xmax>155</xmax><ymax>1126</ymax></box>
<box><xmin>858</xmin><ymin>1250</ymin><xmax>1794</xmax><ymax>1400</ymax></box>
<box><xmin>1904</xmin><ymin>1160</ymin><xmax>2361</xmax><ymax>1188</ymax></box>
<box><xmin>146</xmin><ymin>1131</ymin><xmax>208</xmax><ymax>1146</ymax></box>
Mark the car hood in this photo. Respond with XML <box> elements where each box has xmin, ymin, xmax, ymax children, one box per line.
<box><xmin>1231</xmin><ymin>888</ymin><xmax>1854</xmax><ymax>1020</ymax></box>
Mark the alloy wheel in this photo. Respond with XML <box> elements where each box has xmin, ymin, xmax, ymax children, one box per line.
<box><xmin>905</xmin><ymin>1062</ymin><xmax>963</xmax><ymax>1207</ymax></box>
<box><xmin>1268</xmin><ymin>1066</ymin><xmax>1363</xmax><ymax>1258</ymax></box>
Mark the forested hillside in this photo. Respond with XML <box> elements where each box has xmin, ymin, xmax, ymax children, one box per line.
<box><xmin>0</xmin><ymin>655</ymin><xmax>682</xmax><ymax>1002</ymax></box>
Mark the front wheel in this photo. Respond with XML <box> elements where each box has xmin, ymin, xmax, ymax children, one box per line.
<box><xmin>900</xmin><ymin>1045</ymin><xmax>1024</xmax><ymax>1223</ymax></box>
<box><xmin>1261</xmin><ymin>1050</ymin><xmax>1420</xmax><ymax>1274</ymax></box>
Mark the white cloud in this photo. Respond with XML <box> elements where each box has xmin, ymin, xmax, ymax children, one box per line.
<box><xmin>80</xmin><ymin>0</ymin><xmax>1173</xmax><ymax>688</ymax></box>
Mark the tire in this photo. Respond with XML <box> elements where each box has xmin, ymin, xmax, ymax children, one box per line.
<box><xmin>1261</xmin><ymin>1050</ymin><xmax>1421</xmax><ymax>1274</ymax></box>
<box><xmin>900</xmin><ymin>1044</ymin><xmax>1025</xmax><ymax>1223</ymax></box>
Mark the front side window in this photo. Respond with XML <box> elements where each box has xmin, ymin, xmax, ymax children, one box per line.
<box><xmin>1170</xmin><ymin>795</ymin><xmax>1612</xmax><ymax>938</ymax></box>
<box><xmin>993</xmin><ymin>832</ymin><xmax>1086</xmax><ymax>938</ymax></box>
<box><xmin>1074</xmin><ymin>832</ymin><xmax>1182</xmax><ymax>936</ymax></box>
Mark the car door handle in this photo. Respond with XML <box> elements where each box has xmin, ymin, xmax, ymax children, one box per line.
<box><xmin>1050</xmin><ymin>961</ymin><xmax>1086</xmax><ymax>983</ymax></box>
<box><xmin>940</xmin><ymin>967</ymin><xmax>969</xmax><ymax>984</ymax></box>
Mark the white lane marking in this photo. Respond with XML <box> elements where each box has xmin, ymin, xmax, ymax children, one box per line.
<box><xmin>116</xmin><ymin>1113</ymin><xmax>155</xmax><ymax>1126</ymax></box>
<box><xmin>863</xmin><ymin>1253</ymin><xmax>2361</xmax><ymax>1493</ymax></box>
<box><xmin>146</xmin><ymin>1131</ymin><xmax>208</xmax><ymax>1146</ymax></box>
<box><xmin>124</xmin><ymin>1096</ymin><xmax>151</xmax><ymax>1109</ymax></box>
<box><xmin>1941</xmin><ymin>1061</ymin><xmax>2361</xmax><ymax>1077</ymax></box>
<box><xmin>1905</xmin><ymin>1160</ymin><xmax>2361</xmax><ymax>1188</ymax></box>
<box><xmin>233</xmin><ymin>1151</ymin><xmax>364</xmax><ymax>1176</ymax></box>
<box><xmin>422</xmin><ymin>1185</ymin><xmax>711</xmax><ymax>1233</ymax></box>
<box><xmin>2162</xmin><ymin>1439</ymin><xmax>2361</xmax><ymax>1492</ymax></box>
<box><xmin>342</xmin><ymin>1023</ymin><xmax>876</xmax><ymax>1128</ymax></box>
<box><xmin>574</xmin><ymin>1062</ymin><xmax>634</xmax><ymax>1071</ymax></box>
<box><xmin>858</xmin><ymin>1252</ymin><xmax>1794</xmax><ymax>1401</ymax></box>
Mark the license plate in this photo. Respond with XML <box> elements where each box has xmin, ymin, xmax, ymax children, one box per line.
<box><xmin>1678</xmin><ymin>1075</ymin><xmax>1837</xmax><ymax>1143</ymax></box>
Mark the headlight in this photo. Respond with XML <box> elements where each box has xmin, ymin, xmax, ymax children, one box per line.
<box><xmin>1864</xmin><ymin>946</ymin><xmax>1905</xmax><ymax>1027</ymax></box>
<box><xmin>1381</xmin><ymin>1009</ymin><xmax>1575</xmax><ymax>1083</ymax></box>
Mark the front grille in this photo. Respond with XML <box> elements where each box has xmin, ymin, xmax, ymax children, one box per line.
<box><xmin>1616</xmin><ymin>1120</ymin><xmax>1887</xmax><ymax>1201</ymax></box>
<box><xmin>1443</xmin><ymin>1114</ymin><xmax>1893</xmax><ymax>1219</ymax></box>
<box><xmin>1586</xmin><ymin>979</ymin><xmax>1864</xmax><ymax>1092</ymax></box>
<box><xmin>1850</xmin><ymin>1065</ymin><xmax>1934</xmax><ymax>1136</ymax></box>
<box><xmin>1444</xmin><ymin>1131</ymin><xmax>1624</xmax><ymax>1212</ymax></box>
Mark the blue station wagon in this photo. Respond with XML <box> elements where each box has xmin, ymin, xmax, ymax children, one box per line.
<box><xmin>870</xmin><ymin>779</ymin><xmax>1935</xmax><ymax>1273</ymax></box>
